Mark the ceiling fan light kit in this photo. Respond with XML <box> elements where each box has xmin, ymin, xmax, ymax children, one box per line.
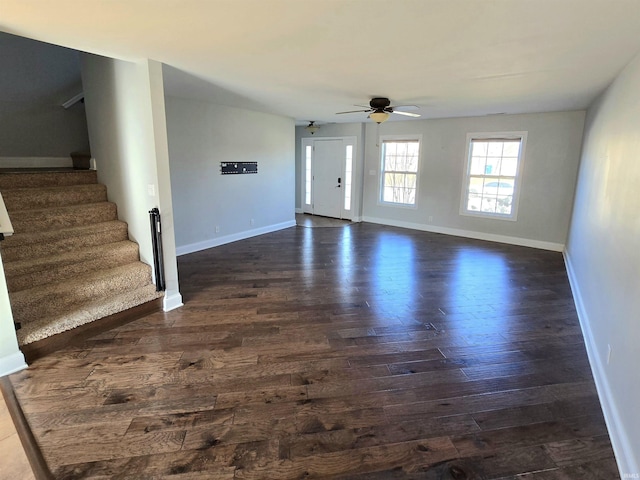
<box><xmin>369</xmin><ymin>111</ymin><xmax>390</xmax><ymax>124</ymax></box>
<box><xmin>305</xmin><ymin>121</ymin><xmax>320</xmax><ymax>134</ymax></box>
<box><xmin>336</xmin><ymin>97</ymin><xmax>420</xmax><ymax>123</ymax></box>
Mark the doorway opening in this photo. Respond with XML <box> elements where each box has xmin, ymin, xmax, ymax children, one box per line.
<box><xmin>301</xmin><ymin>137</ymin><xmax>356</xmax><ymax>220</ymax></box>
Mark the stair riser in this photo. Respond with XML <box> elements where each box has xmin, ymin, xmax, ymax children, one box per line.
<box><xmin>0</xmin><ymin>226</ymin><xmax>129</xmax><ymax>262</ymax></box>
<box><xmin>7</xmin><ymin>245</ymin><xmax>140</xmax><ymax>292</ymax></box>
<box><xmin>10</xmin><ymin>203</ymin><xmax>117</xmax><ymax>234</ymax></box>
<box><xmin>2</xmin><ymin>184</ymin><xmax>107</xmax><ymax>211</ymax></box>
<box><xmin>0</xmin><ymin>170</ymin><xmax>97</xmax><ymax>189</ymax></box>
<box><xmin>11</xmin><ymin>264</ymin><xmax>154</xmax><ymax>323</ymax></box>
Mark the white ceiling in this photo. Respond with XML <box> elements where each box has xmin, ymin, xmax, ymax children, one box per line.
<box><xmin>3</xmin><ymin>0</ymin><xmax>640</xmax><ymax>125</ymax></box>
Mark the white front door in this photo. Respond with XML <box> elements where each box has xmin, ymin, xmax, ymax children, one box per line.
<box><xmin>312</xmin><ymin>139</ymin><xmax>344</xmax><ymax>218</ymax></box>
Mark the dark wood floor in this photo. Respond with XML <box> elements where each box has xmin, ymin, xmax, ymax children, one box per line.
<box><xmin>9</xmin><ymin>223</ymin><xmax>618</xmax><ymax>479</ymax></box>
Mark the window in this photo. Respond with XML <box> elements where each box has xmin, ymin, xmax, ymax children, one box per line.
<box><xmin>344</xmin><ymin>145</ymin><xmax>353</xmax><ymax>211</ymax></box>
<box><xmin>461</xmin><ymin>132</ymin><xmax>526</xmax><ymax>220</ymax></box>
<box><xmin>380</xmin><ymin>137</ymin><xmax>421</xmax><ymax>206</ymax></box>
<box><xmin>304</xmin><ymin>145</ymin><xmax>312</xmax><ymax>205</ymax></box>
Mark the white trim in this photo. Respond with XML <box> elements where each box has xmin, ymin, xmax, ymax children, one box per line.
<box><xmin>564</xmin><ymin>251</ymin><xmax>636</xmax><ymax>479</ymax></box>
<box><xmin>176</xmin><ymin>220</ymin><xmax>296</xmax><ymax>256</ymax></box>
<box><xmin>295</xmin><ymin>208</ymin><xmax>304</xmax><ymax>214</ymax></box>
<box><xmin>0</xmin><ymin>193</ymin><xmax>14</xmax><ymax>237</ymax></box>
<box><xmin>163</xmin><ymin>292</ymin><xmax>184</xmax><ymax>312</ymax></box>
<box><xmin>378</xmin><ymin>134</ymin><xmax>422</xmax><ymax>208</ymax></box>
<box><xmin>362</xmin><ymin>216</ymin><xmax>564</xmax><ymax>252</ymax></box>
<box><xmin>0</xmin><ymin>351</ymin><xmax>28</xmax><ymax>377</ymax></box>
<box><xmin>459</xmin><ymin>131</ymin><xmax>527</xmax><ymax>221</ymax></box>
<box><xmin>0</xmin><ymin>157</ymin><xmax>73</xmax><ymax>169</ymax></box>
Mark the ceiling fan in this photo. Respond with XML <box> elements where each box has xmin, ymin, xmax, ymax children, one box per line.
<box><xmin>336</xmin><ymin>97</ymin><xmax>421</xmax><ymax>123</ymax></box>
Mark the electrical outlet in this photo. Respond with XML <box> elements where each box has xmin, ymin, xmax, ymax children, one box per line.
<box><xmin>250</xmin><ymin>218</ymin><xmax>255</xmax><ymax>226</ymax></box>
<box><xmin>215</xmin><ymin>225</ymin><xmax>220</xmax><ymax>233</ymax></box>
<box><xmin>607</xmin><ymin>344</ymin><xmax>612</xmax><ymax>364</ymax></box>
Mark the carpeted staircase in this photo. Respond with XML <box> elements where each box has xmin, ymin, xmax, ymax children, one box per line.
<box><xmin>0</xmin><ymin>170</ymin><xmax>163</xmax><ymax>346</ymax></box>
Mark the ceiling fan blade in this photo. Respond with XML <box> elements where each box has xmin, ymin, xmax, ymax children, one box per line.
<box><xmin>391</xmin><ymin>105</ymin><xmax>419</xmax><ymax>111</ymax></box>
<box><xmin>336</xmin><ymin>109</ymin><xmax>371</xmax><ymax>115</ymax></box>
<box><xmin>392</xmin><ymin>110</ymin><xmax>421</xmax><ymax>118</ymax></box>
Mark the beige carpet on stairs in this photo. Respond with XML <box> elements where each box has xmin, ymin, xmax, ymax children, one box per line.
<box><xmin>0</xmin><ymin>170</ymin><xmax>163</xmax><ymax>346</ymax></box>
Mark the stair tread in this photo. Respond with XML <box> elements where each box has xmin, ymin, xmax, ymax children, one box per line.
<box><xmin>5</xmin><ymin>241</ymin><xmax>140</xmax><ymax>290</ymax></box>
<box><xmin>10</xmin><ymin>261</ymin><xmax>155</xmax><ymax>325</ymax></box>
<box><xmin>0</xmin><ymin>170</ymin><xmax>97</xmax><ymax>189</ymax></box>
<box><xmin>0</xmin><ymin>221</ymin><xmax>130</xmax><ymax>264</ymax></box>
<box><xmin>11</xmin><ymin>262</ymin><xmax>153</xmax><ymax>305</ymax></box>
<box><xmin>1</xmin><ymin>184</ymin><xmax>107</xmax><ymax>211</ymax></box>
<box><xmin>1</xmin><ymin>220</ymin><xmax>128</xmax><ymax>248</ymax></box>
<box><xmin>9</xmin><ymin>201</ymin><xmax>117</xmax><ymax>234</ymax></box>
<box><xmin>5</xmin><ymin>239</ymin><xmax>138</xmax><ymax>274</ymax></box>
<box><xmin>1</xmin><ymin>183</ymin><xmax>104</xmax><ymax>194</ymax></box>
<box><xmin>17</xmin><ymin>285</ymin><xmax>163</xmax><ymax>345</ymax></box>
<box><xmin>10</xmin><ymin>200</ymin><xmax>115</xmax><ymax>216</ymax></box>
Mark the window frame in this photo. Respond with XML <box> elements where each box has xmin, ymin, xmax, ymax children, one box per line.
<box><xmin>378</xmin><ymin>134</ymin><xmax>422</xmax><ymax>208</ymax></box>
<box><xmin>459</xmin><ymin>131</ymin><xmax>527</xmax><ymax>221</ymax></box>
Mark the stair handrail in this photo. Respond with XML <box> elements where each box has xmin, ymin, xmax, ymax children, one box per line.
<box><xmin>149</xmin><ymin>208</ymin><xmax>166</xmax><ymax>291</ymax></box>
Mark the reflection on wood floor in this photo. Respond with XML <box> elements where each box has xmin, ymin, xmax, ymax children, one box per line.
<box><xmin>296</xmin><ymin>213</ymin><xmax>354</xmax><ymax>228</ymax></box>
<box><xmin>9</xmin><ymin>223</ymin><xmax>617</xmax><ymax>479</ymax></box>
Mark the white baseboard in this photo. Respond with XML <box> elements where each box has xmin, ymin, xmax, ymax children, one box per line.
<box><xmin>163</xmin><ymin>291</ymin><xmax>184</xmax><ymax>312</ymax></box>
<box><xmin>176</xmin><ymin>220</ymin><xmax>297</xmax><ymax>256</ymax></box>
<box><xmin>295</xmin><ymin>208</ymin><xmax>304</xmax><ymax>214</ymax></box>
<box><xmin>0</xmin><ymin>350</ymin><xmax>28</xmax><ymax>377</ymax></box>
<box><xmin>361</xmin><ymin>216</ymin><xmax>564</xmax><ymax>252</ymax></box>
<box><xmin>0</xmin><ymin>157</ymin><xmax>73</xmax><ymax>169</ymax></box>
<box><xmin>564</xmin><ymin>251</ymin><xmax>636</xmax><ymax>478</ymax></box>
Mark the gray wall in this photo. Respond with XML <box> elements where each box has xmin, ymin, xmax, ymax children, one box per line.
<box><xmin>296</xmin><ymin>111</ymin><xmax>584</xmax><ymax>250</ymax></box>
<box><xmin>565</xmin><ymin>51</ymin><xmax>640</xmax><ymax>476</ymax></box>
<box><xmin>165</xmin><ymin>96</ymin><xmax>295</xmax><ymax>254</ymax></box>
<box><xmin>0</xmin><ymin>32</ymin><xmax>88</xmax><ymax>157</ymax></box>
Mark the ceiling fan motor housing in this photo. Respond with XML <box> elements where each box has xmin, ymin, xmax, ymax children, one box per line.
<box><xmin>370</xmin><ymin>97</ymin><xmax>392</xmax><ymax>111</ymax></box>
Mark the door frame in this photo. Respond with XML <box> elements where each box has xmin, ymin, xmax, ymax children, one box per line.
<box><xmin>300</xmin><ymin>136</ymin><xmax>358</xmax><ymax>220</ymax></box>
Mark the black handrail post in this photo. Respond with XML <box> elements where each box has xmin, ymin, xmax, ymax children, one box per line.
<box><xmin>149</xmin><ymin>208</ymin><xmax>166</xmax><ymax>291</ymax></box>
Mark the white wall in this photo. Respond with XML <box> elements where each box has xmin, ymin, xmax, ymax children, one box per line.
<box><xmin>565</xmin><ymin>51</ymin><xmax>640</xmax><ymax>477</ymax></box>
<box><xmin>0</xmin><ymin>32</ymin><xmax>88</xmax><ymax>157</ymax></box>
<box><xmin>0</xmin><ymin>253</ymin><xmax>27</xmax><ymax>377</ymax></box>
<box><xmin>165</xmin><ymin>96</ymin><xmax>295</xmax><ymax>255</ymax></box>
<box><xmin>81</xmin><ymin>54</ymin><xmax>182</xmax><ymax>310</ymax></box>
<box><xmin>295</xmin><ymin>112</ymin><xmax>584</xmax><ymax>250</ymax></box>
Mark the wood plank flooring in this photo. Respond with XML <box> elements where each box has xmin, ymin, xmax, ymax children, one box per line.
<box><xmin>9</xmin><ymin>223</ymin><xmax>618</xmax><ymax>479</ymax></box>
<box><xmin>0</xmin><ymin>383</ymin><xmax>35</xmax><ymax>480</ymax></box>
